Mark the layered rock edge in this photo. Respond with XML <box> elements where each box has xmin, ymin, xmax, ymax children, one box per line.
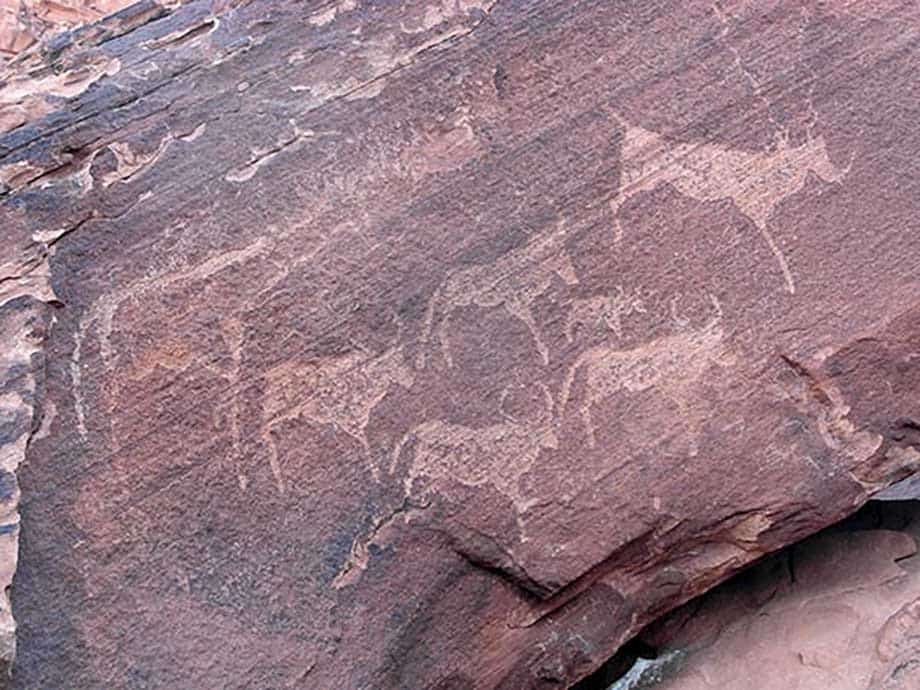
<box><xmin>1</xmin><ymin>0</ymin><xmax>920</xmax><ymax>687</ymax></box>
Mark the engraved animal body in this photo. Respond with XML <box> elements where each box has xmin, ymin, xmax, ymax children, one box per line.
<box><xmin>565</xmin><ymin>285</ymin><xmax>646</xmax><ymax>343</ymax></box>
<box><xmin>611</xmin><ymin>115</ymin><xmax>850</xmax><ymax>294</ymax></box>
<box><xmin>418</xmin><ymin>221</ymin><xmax>578</xmax><ymax>368</ymax></box>
<box><xmin>561</xmin><ymin>296</ymin><xmax>728</xmax><ymax>452</ymax></box>
<box><xmin>262</xmin><ymin>347</ymin><xmax>414</xmax><ymax>490</ymax></box>
<box><xmin>395</xmin><ymin>385</ymin><xmax>556</xmax><ymax>507</ymax></box>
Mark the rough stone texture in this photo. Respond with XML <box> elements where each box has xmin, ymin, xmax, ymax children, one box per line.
<box><xmin>1</xmin><ymin>0</ymin><xmax>920</xmax><ymax>687</ymax></box>
<box><xmin>630</xmin><ymin>501</ymin><xmax>920</xmax><ymax>690</ymax></box>
<box><xmin>0</xmin><ymin>1</ymin><xmax>137</xmax><ymax>62</ymax></box>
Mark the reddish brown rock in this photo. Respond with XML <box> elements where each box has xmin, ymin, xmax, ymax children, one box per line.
<box><xmin>0</xmin><ymin>0</ymin><xmax>138</xmax><ymax>62</ymax></box>
<box><xmin>629</xmin><ymin>501</ymin><xmax>920</xmax><ymax>690</ymax></box>
<box><xmin>1</xmin><ymin>0</ymin><xmax>920</xmax><ymax>687</ymax></box>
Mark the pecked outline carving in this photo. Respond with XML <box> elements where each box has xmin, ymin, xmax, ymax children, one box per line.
<box><xmin>561</xmin><ymin>295</ymin><xmax>731</xmax><ymax>453</ymax></box>
<box><xmin>417</xmin><ymin>219</ymin><xmax>578</xmax><ymax>369</ymax></box>
<box><xmin>393</xmin><ymin>382</ymin><xmax>557</xmax><ymax>510</ymax></box>
<box><xmin>610</xmin><ymin>113</ymin><xmax>851</xmax><ymax>295</ymax></box>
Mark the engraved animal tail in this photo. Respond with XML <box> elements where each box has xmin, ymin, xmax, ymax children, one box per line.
<box><xmin>416</xmin><ymin>283</ymin><xmax>443</xmax><ymax>369</ymax></box>
<box><xmin>559</xmin><ymin>346</ymin><xmax>602</xmax><ymax>447</ymax></box>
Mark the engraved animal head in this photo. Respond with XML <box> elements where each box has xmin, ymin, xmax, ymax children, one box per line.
<box><xmin>499</xmin><ymin>381</ymin><xmax>558</xmax><ymax>449</ymax></box>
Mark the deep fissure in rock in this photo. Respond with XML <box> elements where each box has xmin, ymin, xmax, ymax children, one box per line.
<box><xmin>576</xmin><ymin>497</ymin><xmax>920</xmax><ymax>690</ymax></box>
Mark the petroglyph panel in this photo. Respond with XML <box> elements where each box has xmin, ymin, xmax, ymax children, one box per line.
<box><xmin>611</xmin><ymin>115</ymin><xmax>850</xmax><ymax>294</ymax></box>
<box><xmin>8</xmin><ymin>1</ymin><xmax>920</xmax><ymax>688</ymax></box>
<box><xmin>419</xmin><ymin>220</ymin><xmax>578</xmax><ymax>368</ymax></box>
<box><xmin>562</xmin><ymin>295</ymin><xmax>732</xmax><ymax>453</ymax></box>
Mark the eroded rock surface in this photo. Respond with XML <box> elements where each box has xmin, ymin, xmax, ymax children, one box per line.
<box><xmin>1</xmin><ymin>0</ymin><xmax>920</xmax><ymax>687</ymax></box>
<box><xmin>629</xmin><ymin>501</ymin><xmax>920</xmax><ymax>690</ymax></box>
<box><xmin>0</xmin><ymin>1</ymin><xmax>138</xmax><ymax>62</ymax></box>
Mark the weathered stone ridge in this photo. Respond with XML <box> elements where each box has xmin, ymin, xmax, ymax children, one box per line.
<box><xmin>630</xmin><ymin>501</ymin><xmax>920</xmax><ymax>690</ymax></box>
<box><xmin>0</xmin><ymin>0</ymin><xmax>919</xmax><ymax>688</ymax></box>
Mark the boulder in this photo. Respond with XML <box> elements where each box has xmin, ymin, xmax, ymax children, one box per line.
<box><xmin>1</xmin><ymin>1</ymin><xmax>920</xmax><ymax>687</ymax></box>
<box><xmin>630</xmin><ymin>500</ymin><xmax>920</xmax><ymax>690</ymax></box>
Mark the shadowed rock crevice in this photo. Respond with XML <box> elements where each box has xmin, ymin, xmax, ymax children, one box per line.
<box><xmin>580</xmin><ymin>498</ymin><xmax>920</xmax><ymax>690</ymax></box>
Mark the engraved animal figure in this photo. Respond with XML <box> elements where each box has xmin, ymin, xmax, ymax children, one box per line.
<box><xmin>262</xmin><ymin>346</ymin><xmax>414</xmax><ymax>490</ymax></box>
<box><xmin>394</xmin><ymin>384</ymin><xmax>557</xmax><ymax>507</ymax></box>
<box><xmin>611</xmin><ymin>115</ymin><xmax>851</xmax><ymax>294</ymax></box>
<box><xmin>565</xmin><ymin>285</ymin><xmax>646</xmax><ymax>343</ymax></box>
<box><xmin>561</xmin><ymin>296</ymin><xmax>729</xmax><ymax>453</ymax></box>
<box><xmin>418</xmin><ymin>221</ymin><xmax>578</xmax><ymax>368</ymax></box>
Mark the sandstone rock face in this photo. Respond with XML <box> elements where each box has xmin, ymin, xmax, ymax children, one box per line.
<box><xmin>631</xmin><ymin>501</ymin><xmax>920</xmax><ymax>690</ymax></box>
<box><xmin>1</xmin><ymin>0</ymin><xmax>920</xmax><ymax>687</ymax></box>
<box><xmin>0</xmin><ymin>1</ymin><xmax>137</xmax><ymax>62</ymax></box>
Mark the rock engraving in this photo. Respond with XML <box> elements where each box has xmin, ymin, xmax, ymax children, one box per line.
<box><xmin>262</xmin><ymin>347</ymin><xmax>414</xmax><ymax>490</ymax></box>
<box><xmin>611</xmin><ymin>115</ymin><xmax>851</xmax><ymax>294</ymax></box>
<box><xmin>565</xmin><ymin>285</ymin><xmax>646</xmax><ymax>343</ymax></box>
<box><xmin>394</xmin><ymin>384</ymin><xmax>557</xmax><ymax>508</ymax></box>
<box><xmin>561</xmin><ymin>295</ymin><xmax>730</xmax><ymax>452</ymax></box>
<box><xmin>418</xmin><ymin>220</ymin><xmax>578</xmax><ymax>368</ymax></box>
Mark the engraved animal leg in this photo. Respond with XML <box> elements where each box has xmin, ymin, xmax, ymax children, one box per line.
<box><xmin>674</xmin><ymin>394</ymin><xmax>700</xmax><ymax>457</ymax></box>
<box><xmin>559</xmin><ymin>354</ymin><xmax>583</xmax><ymax>418</ymax></box>
<box><xmin>602</xmin><ymin>297</ymin><xmax>625</xmax><ymax>338</ymax></box>
<box><xmin>610</xmin><ymin>197</ymin><xmax>625</xmax><ymax>244</ymax></box>
<box><xmin>506</xmin><ymin>298</ymin><xmax>549</xmax><ymax>365</ymax></box>
<box><xmin>389</xmin><ymin>431</ymin><xmax>412</xmax><ymax>477</ymax></box>
<box><xmin>564</xmin><ymin>302</ymin><xmax>590</xmax><ymax>343</ymax></box>
<box><xmin>417</xmin><ymin>284</ymin><xmax>443</xmax><ymax>369</ymax></box>
<box><xmin>581</xmin><ymin>400</ymin><xmax>597</xmax><ymax>448</ymax></box>
<box><xmin>564</xmin><ymin>310</ymin><xmax>577</xmax><ymax>343</ymax></box>
<box><xmin>262</xmin><ymin>423</ymin><xmax>286</xmax><ymax>495</ymax></box>
<box><xmin>756</xmin><ymin>221</ymin><xmax>796</xmax><ymax>295</ymax></box>
<box><xmin>436</xmin><ymin>308</ymin><xmax>455</xmax><ymax>368</ymax></box>
<box><xmin>339</xmin><ymin>422</ymin><xmax>378</xmax><ymax>481</ymax></box>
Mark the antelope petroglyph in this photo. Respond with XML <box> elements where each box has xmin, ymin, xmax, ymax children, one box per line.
<box><xmin>418</xmin><ymin>220</ymin><xmax>578</xmax><ymax>368</ymax></box>
<box><xmin>394</xmin><ymin>384</ymin><xmax>557</xmax><ymax>508</ymax></box>
<box><xmin>261</xmin><ymin>346</ymin><xmax>414</xmax><ymax>491</ymax></box>
<box><xmin>610</xmin><ymin>114</ymin><xmax>851</xmax><ymax>294</ymax></box>
<box><xmin>561</xmin><ymin>295</ymin><xmax>730</xmax><ymax>453</ymax></box>
<box><xmin>565</xmin><ymin>285</ymin><xmax>647</xmax><ymax>343</ymax></box>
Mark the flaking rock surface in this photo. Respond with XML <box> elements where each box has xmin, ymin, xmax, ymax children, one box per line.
<box><xmin>631</xmin><ymin>501</ymin><xmax>920</xmax><ymax>690</ymax></box>
<box><xmin>0</xmin><ymin>1</ymin><xmax>138</xmax><ymax>62</ymax></box>
<box><xmin>1</xmin><ymin>0</ymin><xmax>920</xmax><ymax>687</ymax></box>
